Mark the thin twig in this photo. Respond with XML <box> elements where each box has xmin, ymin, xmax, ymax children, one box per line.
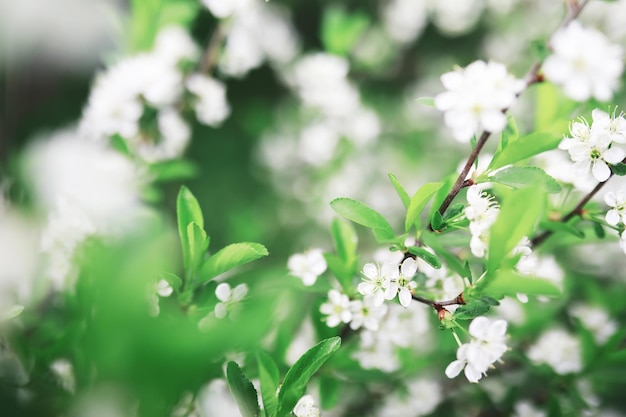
<box><xmin>198</xmin><ymin>22</ymin><xmax>228</xmax><ymax>74</ymax></box>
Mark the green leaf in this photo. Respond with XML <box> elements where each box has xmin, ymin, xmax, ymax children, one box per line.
<box><xmin>539</xmin><ymin>220</ymin><xmax>585</xmax><ymax>239</ymax></box>
<box><xmin>488</xmin><ymin>166</ymin><xmax>561</xmax><ymax>194</ymax></box>
<box><xmin>530</xmin><ymin>38</ymin><xmax>550</xmax><ymax>61</ymax></box>
<box><xmin>610</xmin><ymin>162</ymin><xmax>626</xmax><ymax>176</ymax></box>
<box><xmin>156</xmin><ymin>0</ymin><xmax>199</xmax><ymax>29</ymax></box>
<box><xmin>478</xmin><ymin>270</ymin><xmax>561</xmax><ymax>298</ymax></box>
<box><xmin>498</xmin><ymin>115</ymin><xmax>519</xmax><ymax>150</ymax></box>
<box><xmin>319</xmin><ymin>376</ymin><xmax>341</xmax><ymax>410</ymax></box>
<box><xmin>488</xmin><ymin>132</ymin><xmax>561</xmax><ymax>170</ymax></box>
<box><xmin>453</xmin><ymin>299</ymin><xmax>492</xmax><ymax>320</ymax></box>
<box><xmin>328</xmin><ymin>219</ymin><xmax>358</xmax><ymax>291</ymax></box>
<box><xmin>277</xmin><ymin>337</ymin><xmax>341</xmax><ymax>417</ymax></box>
<box><xmin>421</xmin><ymin>232</ymin><xmax>472</xmax><ymax>280</ymax></box>
<box><xmin>187</xmin><ymin>222</ymin><xmax>210</xmax><ymax>273</ymax></box>
<box><xmin>415</xmin><ymin>97</ymin><xmax>435</xmax><ymax>107</ymax></box>
<box><xmin>321</xmin><ymin>6</ymin><xmax>369</xmax><ymax>56</ymax></box>
<box><xmin>388</xmin><ymin>173</ymin><xmax>410</xmax><ymax>208</ymax></box>
<box><xmin>199</xmin><ymin>243</ymin><xmax>269</xmax><ymax>283</ymax></box>
<box><xmin>257</xmin><ymin>351</ymin><xmax>280</xmax><ymax>417</ymax></box>
<box><xmin>534</xmin><ymin>82</ymin><xmax>575</xmax><ymax>134</ymax></box>
<box><xmin>593</xmin><ymin>221</ymin><xmax>606</xmax><ymax>239</ymax></box>
<box><xmin>430</xmin><ymin>211</ymin><xmax>444</xmax><ymax>231</ymax></box>
<box><xmin>323</xmin><ymin>253</ymin><xmax>353</xmax><ymax>293</ymax></box>
<box><xmin>160</xmin><ymin>272</ymin><xmax>183</xmax><ymax>292</ymax></box>
<box><xmin>407</xmin><ymin>246</ymin><xmax>441</xmax><ymax>269</ymax></box>
<box><xmin>330</xmin><ymin>198</ymin><xmax>395</xmax><ymax>242</ymax></box>
<box><xmin>149</xmin><ymin>159</ymin><xmax>198</xmax><ymax>182</ymax></box>
<box><xmin>177</xmin><ymin>186</ymin><xmax>204</xmax><ymax>273</ymax></box>
<box><xmin>226</xmin><ymin>361</ymin><xmax>260</xmax><ymax>417</ymax></box>
<box><xmin>428</xmin><ymin>175</ymin><xmax>456</xmax><ymax>223</ymax></box>
<box><xmin>404</xmin><ymin>182</ymin><xmax>442</xmax><ymax>232</ymax></box>
<box><xmin>487</xmin><ymin>187</ymin><xmax>544</xmax><ymax>273</ymax></box>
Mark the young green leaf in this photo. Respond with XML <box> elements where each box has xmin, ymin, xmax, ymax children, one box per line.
<box><xmin>488</xmin><ymin>166</ymin><xmax>561</xmax><ymax>194</ymax></box>
<box><xmin>177</xmin><ymin>186</ymin><xmax>205</xmax><ymax>272</ymax></box>
<box><xmin>488</xmin><ymin>132</ymin><xmax>561</xmax><ymax>170</ymax></box>
<box><xmin>404</xmin><ymin>182</ymin><xmax>442</xmax><ymax>232</ymax></box>
<box><xmin>430</xmin><ymin>211</ymin><xmax>444</xmax><ymax>232</ymax></box>
<box><xmin>277</xmin><ymin>337</ymin><xmax>341</xmax><ymax>417</ymax></box>
<box><xmin>226</xmin><ymin>361</ymin><xmax>260</xmax><ymax>417</ymax></box>
<box><xmin>610</xmin><ymin>162</ymin><xmax>626</xmax><ymax>176</ymax></box>
<box><xmin>321</xmin><ymin>6</ymin><xmax>369</xmax><ymax>56</ymax></box>
<box><xmin>421</xmin><ymin>232</ymin><xmax>472</xmax><ymax>280</ymax></box>
<box><xmin>487</xmin><ymin>187</ymin><xmax>544</xmax><ymax>273</ymax></box>
<box><xmin>407</xmin><ymin>246</ymin><xmax>441</xmax><ymax>269</ymax></box>
<box><xmin>330</xmin><ymin>218</ymin><xmax>358</xmax><ymax>265</ymax></box>
<box><xmin>428</xmin><ymin>175</ymin><xmax>456</xmax><ymax>223</ymax></box>
<box><xmin>388</xmin><ymin>173</ymin><xmax>410</xmax><ymax>208</ymax></box>
<box><xmin>257</xmin><ymin>351</ymin><xmax>280</xmax><ymax>417</ymax></box>
<box><xmin>149</xmin><ymin>159</ymin><xmax>198</xmax><ymax>182</ymax></box>
<box><xmin>323</xmin><ymin>253</ymin><xmax>353</xmax><ymax>293</ymax></box>
<box><xmin>592</xmin><ymin>221</ymin><xmax>606</xmax><ymax>239</ymax></box>
<box><xmin>187</xmin><ymin>222</ymin><xmax>210</xmax><ymax>274</ymax></box>
<box><xmin>453</xmin><ymin>299</ymin><xmax>492</xmax><ymax>321</ymax></box>
<box><xmin>330</xmin><ymin>198</ymin><xmax>395</xmax><ymax>242</ymax></box>
<box><xmin>478</xmin><ymin>270</ymin><xmax>561</xmax><ymax>298</ymax></box>
<box><xmin>498</xmin><ymin>115</ymin><xmax>519</xmax><ymax>150</ymax></box>
<box><xmin>199</xmin><ymin>242</ymin><xmax>269</xmax><ymax>283</ymax></box>
<box><xmin>539</xmin><ymin>220</ymin><xmax>585</xmax><ymax>239</ymax></box>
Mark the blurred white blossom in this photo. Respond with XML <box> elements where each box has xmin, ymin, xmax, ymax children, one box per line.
<box><xmin>465</xmin><ymin>185</ymin><xmax>500</xmax><ymax>257</ymax></box>
<box><xmin>186</xmin><ymin>74</ymin><xmax>231</xmax><ymax>127</ymax></box>
<box><xmin>527</xmin><ymin>328</ymin><xmax>583</xmax><ymax>374</ymax></box>
<box><xmin>320</xmin><ymin>289</ymin><xmax>352</xmax><ymax>327</ymax></box>
<box><xmin>288</xmin><ymin>249</ymin><xmax>327</xmax><ymax>286</ymax></box>
<box><xmin>570</xmin><ymin>304</ymin><xmax>618</xmax><ymax>345</ymax></box>
<box><xmin>214</xmin><ymin>283</ymin><xmax>248</xmax><ymax>319</ymax></box>
<box><xmin>378</xmin><ymin>378</ymin><xmax>442</xmax><ymax>417</ymax></box>
<box><xmin>544</xmin><ymin>21</ymin><xmax>623</xmax><ymax>102</ymax></box>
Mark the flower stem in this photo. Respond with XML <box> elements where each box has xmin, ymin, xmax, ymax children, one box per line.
<box><xmin>198</xmin><ymin>21</ymin><xmax>229</xmax><ymax>74</ymax></box>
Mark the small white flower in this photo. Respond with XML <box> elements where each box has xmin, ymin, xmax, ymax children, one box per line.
<box><xmin>156</xmin><ymin>279</ymin><xmax>173</xmax><ymax>297</ymax></box>
<box><xmin>50</xmin><ymin>359</ymin><xmax>76</xmax><ymax>394</ymax></box>
<box><xmin>435</xmin><ymin>60</ymin><xmax>525</xmax><ymax>142</ymax></box>
<box><xmin>186</xmin><ymin>74</ymin><xmax>231</xmax><ymax>127</ymax></box>
<box><xmin>214</xmin><ymin>283</ymin><xmax>248</xmax><ymax>319</ymax></box>
<box><xmin>349</xmin><ymin>297</ymin><xmax>388</xmax><ymax>331</ymax></box>
<box><xmin>287</xmin><ymin>249</ymin><xmax>327</xmax><ymax>286</ymax></box>
<box><xmin>570</xmin><ymin>304</ymin><xmax>618</xmax><ymax>345</ymax></box>
<box><xmin>527</xmin><ymin>328</ymin><xmax>582</xmax><ymax>375</ymax></box>
<box><xmin>357</xmin><ymin>262</ymin><xmax>398</xmax><ymax>305</ymax></box>
<box><xmin>591</xmin><ymin>108</ymin><xmax>626</xmax><ymax>144</ymax></box>
<box><xmin>293</xmin><ymin>394</ymin><xmax>320</xmax><ymax>417</ymax></box>
<box><xmin>445</xmin><ymin>342</ymin><xmax>490</xmax><ymax>383</ymax></box>
<box><xmin>465</xmin><ymin>185</ymin><xmax>500</xmax><ymax>257</ymax></box>
<box><xmin>513</xmin><ymin>401</ymin><xmax>546</xmax><ymax>417</ymax></box>
<box><xmin>559</xmin><ymin>131</ymin><xmax>624</xmax><ymax>182</ymax></box>
<box><xmin>319</xmin><ymin>289</ymin><xmax>352</xmax><ymax>327</ymax></box>
<box><xmin>543</xmin><ymin>21</ymin><xmax>623</xmax><ymax>102</ymax></box>
<box><xmin>395</xmin><ymin>258</ymin><xmax>418</xmax><ymax>308</ymax></box>
<box><xmin>604</xmin><ymin>190</ymin><xmax>626</xmax><ymax>225</ymax></box>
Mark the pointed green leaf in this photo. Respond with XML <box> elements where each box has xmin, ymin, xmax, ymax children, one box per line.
<box><xmin>388</xmin><ymin>173</ymin><xmax>410</xmax><ymax>208</ymax></box>
<box><xmin>330</xmin><ymin>218</ymin><xmax>358</xmax><ymax>265</ymax></box>
<box><xmin>430</xmin><ymin>211</ymin><xmax>444</xmax><ymax>231</ymax></box>
<box><xmin>429</xmin><ymin>174</ymin><xmax>456</xmax><ymax>221</ymax></box>
<box><xmin>453</xmin><ymin>299</ymin><xmax>492</xmax><ymax>320</ymax></box>
<box><xmin>330</xmin><ymin>198</ymin><xmax>395</xmax><ymax>241</ymax></box>
<box><xmin>149</xmin><ymin>159</ymin><xmax>198</xmax><ymax>182</ymax></box>
<box><xmin>487</xmin><ymin>187</ymin><xmax>544</xmax><ymax>272</ymax></box>
<box><xmin>498</xmin><ymin>115</ymin><xmax>519</xmax><ymax>151</ymax></box>
<box><xmin>177</xmin><ymin>186</ymin><xmax>204</xmax><ymax>272</ymax></box>
<box><xmin>226</xmin><ymin>361</ymin><xmax>260</xmax><ymax>417</ymax></box>
<box><xmin>610</xmin><ymin>162</ymin><xmax>626</xmax><ymax>176</ymax></box>
<box><xmin>407</xmin><ymin>246</ymin><xmax>441</xmax><ymax>269</ymax></box>
<box><xmin>277</xmin><ymin>337</ymin><xmax>341</xmax><ymax>417</ymax></box>
<box><xmin>415</xmin><ymin>97</ymin><xmax>435</xmax><ymax>107</ymax></box>
<box><xmin>421</xmin><ymin>232</ymin><xmax>472</xmax><ymax>280</ymax></box>
<box><xmin>257</xmin><ymin>351</ymin><xmax>280</xmax><ymax>417</ymax></box>
<box><xmin>478</xmin><ymin>270</ymin><xmax>561</xmax><ymax>298</ymax></box>
<box><xmin>199</xmin><ymin>243</ymin><xmax>269</xmax><ymax>283</ymax></box>
<box><xmin>488</xmin><ymin>166</ymin><xmax>561</xmax><ymax>194</ymax></box>
<box><xmin>488</xmin><ymin>132</ymin><xmax>561</xmax><ymax>171</ymax></box>
<box><xmin>187</xmin><ymin>222</ymin><xmax>210</xmax><ymax>273</ymax></box>
<box><xmin>404</xmin><ymin>182</ymin><xmax>441</xmax><ymax>232</ymax></box>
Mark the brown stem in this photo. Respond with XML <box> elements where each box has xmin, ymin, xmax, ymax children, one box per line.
<box><xmin>198</xmin><ymin>22</ymin><xmax>228</xmax><ymax>74</ymax></box>
<box><xmin>412</xmin><ymin>292</ymin><xmax>465</xmax><ymax>308</ymax></box>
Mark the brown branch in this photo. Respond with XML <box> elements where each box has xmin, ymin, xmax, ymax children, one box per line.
<box><xmin>198</xmin><ymin>22</ymin><xmax>229</xmax><ymax>74</ymax></box>
<box><xmin>412</xmin><ymin>292</ymin><xmax>465</xmax><ymax>308</ymax></box>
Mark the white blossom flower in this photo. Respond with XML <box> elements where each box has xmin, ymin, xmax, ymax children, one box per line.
<box><xmin>214</xmin><ymin>283</ymin><xmax>248</xmax><ymax>319</ymax></box>
<box><xmin>50</xmin><ymin>359</ymin><xmax>76</xmax><ymax>393</ymax></box>
<box><xmin>543</xmin><ymin>21</ymin><xmax>623</xmax><ymax>102</ymax></box>
<box><xmin>153</xmin><ymin>26</ymin><xmax>198</xmax><ymax>65</ymax></box>
<box><xmin>381</xmin><ymin>0</ymin><xmax>428</xmax><ymax>44</ymax></box>
<box><xmin>319</xmin><ymin>289</ymin><xmax>352</xmax><ymax>327</ymax></box>
<box><xmin>186</xmin><ymin>74</ymin><xmax>231</xmax><ymax>127</ymax></box>
<box><xmin>513</xmin><ymin>401</ymin><xmax>546</xmax><ymax>417</ymax></box>
<box><xmin>465</xmin><ymin>185</ymin><xmax>500</xmax><ymax>257</ymax></box>
<box><xmin>527</xmin><ymin>328</ymin><xmax>583</xmax><ymax>374</ymax></box>
<box><xmin>378</xmin><ymin>378</ymin><xmax>442</xmax><ymax>417</ymax></box>
<box><xmin>591</xmin><ymin>108</ymin><xmax>626</xmax><ymax>144</ymax></box>
<box><xmin>395</xmin><ymin>258</ymin><xmax>418</xmax><ymax>307</ymax></box>
<box><xmin>604</xmin><ymin>189</ymin><xmax>626</xmax><ymax>225</ymax></box>
<box><xmin>357</xmin><ymin>262</ymin><xmax>398</xmax><ymax>305</ymax></box>
<box><xmin>435</xmin><ymin>60</ymin><xmax>525</xmax><ymax>142</ymax></box>
<box><xmin>570</xmin><ymin>304</ymin><xmax>618</xmax><ymax>345</ymax></box>
<box><xmin>559</xmin><ymin>127</ymin><xmax>624</xmax><ymax>182</ymax></box>
<box><xmin>445</xmin><ymin>317</ymin><xmax>508</xmax><ymax>383</ymax></box>
<box><xmin>287</xmin><ymin>249</ymin><xmax>327</xmax><ymax>286</ymax></box>
<box><xmin>293</xmin><ymin>395</ymin><xmax>320</xmax><ymax>417</ymax></box>
<box><xmin>349</xmin><ymin>296</ymin><xmax>388</xmax><ymax>331</ymax></box>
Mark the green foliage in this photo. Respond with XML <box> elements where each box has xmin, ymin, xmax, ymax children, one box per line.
<box><xmin>407</xmin><ymin>246</ymin><xmax>441</xmax><ymax>269</ymax></box>
<box><xmin>129</xmin><ymin>0</ymin><xmax>199</xmax><ymax>51</ymax></box>
<box><xmin>257</xmin><ymin>351</ymin><xmax>280</xmax><ymax>417</ymax></box>
<box><xmin>326</xmin><ymin>218</ymin><xmax>359</xmax><ymax>292</ymax></box>
<box><xmin>321</xmin><ymin>6</ymin><xmax>369</xmax><ymax>56</ymax></box>
<box><xmin>498</xmin><ymin>115</ymin><xmax>519</xmax><ymax>150</ymax></box>
<box><xmin>487</xmin><ymin>131</ymin><xmax>562</xmax><ymax>171</ymax></box>
<box><xmin>487</xmin><ymin>187</ymin><xmax>544</xmax><ymax>272</ymax></box>
<box><xmin>539</xmin><ymin>220</ymin><xmax>585</xmax><ymax>239</ymax></box>
<box><xmin>226</xmin><ymin>361</ymin><xmax>261</xmax><ymax>417</ymax></box>
<box><xmin>477</xmin><ymin>269</ymin><xmax>561</xmax><ymax>298</ymax></box>
<box><xmin>177</xmin><ymin>186</ymin><xmax>206</xmax><ymax>278</ymax></box>
<box><xmin>199</xmin><ymin>242</ymin><xmax>269</xmax><ymax>283</ymax></box>
<box><xmin>148</xmin><ymin>160</ymin><xmax>198</xmax><ymax>183</ymax></box>
<box><xmin>388</xmin><ymin>173</ymin><xmax>410</xmax><ymax>208</ymax></box>
<box><xmin>415</xmin><ymin>97</ymin><xmax>435</xmax><ymax>107</ymax></box>
<box><xmin>610</xmin><ymin>162</ymin><xmax>626</xmax><ymax>176</ymax></box>
<box><xmin>453</xmin><ymin>298</ymin><xmax>492</xmax><ymax>320</ymax></box>
<box><xmin>330</xmin><ymin>198</ymin><xmax>396</xmax><ymax>242</ymax></box>
<box><xmin>488</xmin><ymin>166</ymin><xmax>561</xmax><ymax>193</ymax></box>
<box><xmin>277</xmin><ymin>337</ymin><xmax>341</xmax><ymax>417</ymax></box>
<box><xmin>405</xmin><ymin>182</ymin><xmax>441</xmax><ymax>232</ymax></box>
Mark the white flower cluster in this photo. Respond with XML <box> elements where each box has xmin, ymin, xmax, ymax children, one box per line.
<box><xmin>202</xmin><ymin>0</ymin><xmax>299</xmax><ymax>78</ymax></box>
<box><xmin>214</xmin><ymin>282</ymin><xmax>248</xmax><ymax>319</ymax></box>
<box><xmin>559</xmin><ymin>109</ymin><xmax>626</xmax><ymax>182</ymax></box>
<box><xmin>435</xmin><ymin>60</ymin><xmax>525</xmax><ymax>143</ymax></box>
<box><xmin>526</xmin><ymin>328</ymin><xmax>583</xmax><ymax>375</ymax></box>
<box><xmin>293</xmin><ymin>394</ymin><xmax>320</xmax><ymax>417</ymax></box>
<box><xmin>80</xmin><ymin>26</ymin><xmax>230</xmax><ymax>162</ymax></box>
<box><xmin>287</xmin><ymin>249</ymin><xmax>328</xmax><ymax>286</ymax></box>
<box><xmin>464</xmin><ymin>185</ymin><xmax>500</xmax><ymax>257</ymax></box>
<box><xmin>445</xmin><ymin>316</ymin><xmax>508</xmax><ymax>383</ymax></box>
<box><xmin>544</xmin><ymin>21</ymin><xmax>623</xmax><ymax>102</ymax></box>
<box><xmin>603</xmin><ymin>188</ymin><xmax>626</xmax><ymax>254</ymax></box>
<box><xmin>319</xmin><ymin>289</ymin><xmax>388</xmax><ymax>331</ymax></box>
<box><xmin>357</xmin><ymin>258</ymin><xmax>418</xmax><ymax>308</ymax></box>
<box><xmin>378</xmin><ymin>378</ymin><xmax>442</xmax><ymax>417</ymax></box>
<box><xmin>570</xmin><ymin>303</ymin><xmax>618</xmax><ymax>345</ymax></box>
